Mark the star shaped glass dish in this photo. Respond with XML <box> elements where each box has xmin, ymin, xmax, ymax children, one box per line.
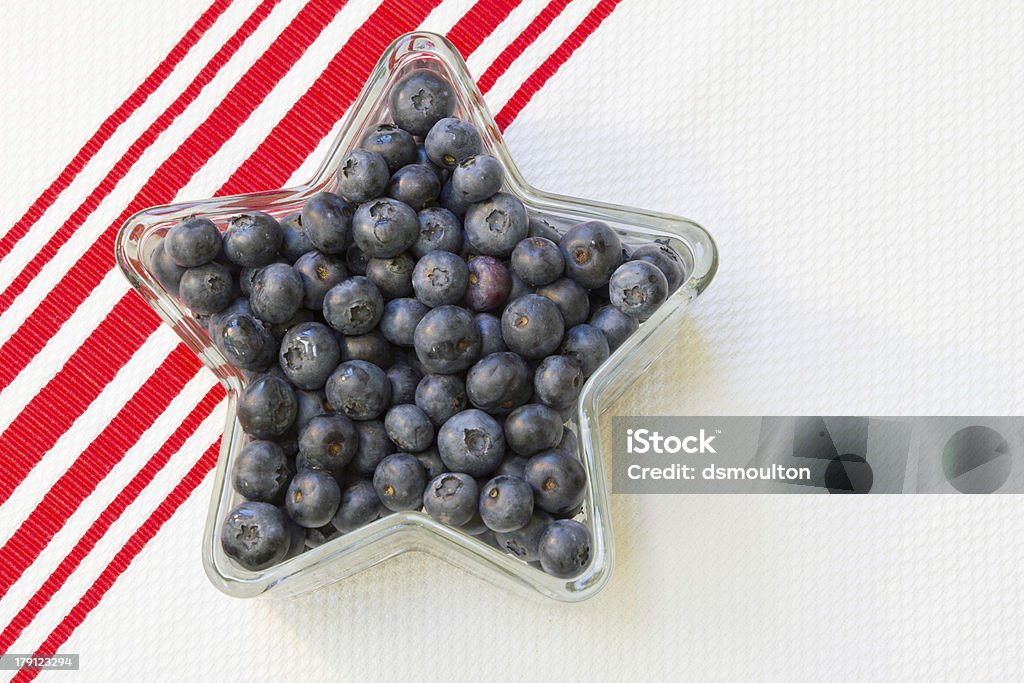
<box><xmin>115</xmin><ymin>32</ymin><xmax>717</xmax><ymax>602</ymax></box>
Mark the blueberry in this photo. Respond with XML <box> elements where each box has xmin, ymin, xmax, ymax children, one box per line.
<box><xmin>165</xmin><ymin>216</ymin><xmax>221</xmax><ymax>267</ymax></box>
<box><xmin>464</xmin><ymin>192</ymin><xmax>528</xmax><ymax>257</ymax></box>
<box><xmin>293</xmin><ymin>251</ymin><xmax>347</xmax><ymax>311</ymax></box>
<box><xmin>438</xmin><ymin>180</ymin><xmax>471</xmax><ymax>217</ymax></box>
<box><xmin>390</xmin><ymin>71</ymin><xmax>455</xmax><ymax>137</ymax></box>
<box><xmin>511</xmin><ymin>236</ymin><xmax>563</xmax><ymax>286</ymax></box>
<box><xmin>560</xmin><ymin>324</ymin><xmax>610</xmax><ymax>377</ymax></box>
<box><xmin>373</xmin><ymin>453</ymin><xmax>427</xmax><ymax>511</ymax></box>
<box><xmin>451</xmin><ymin>154</ymin><xmax>503</xmax><ymax>203</ymax></box>
<box><xmin>345</xmin><ymin>243</ymin><xmax>368</xmax><ymax>275</ymax></box>
<box><xmin>210</xmin><ymin>310</ymin><xmax>275</xmax><ymax>370</ymax></box>
<box><xmin>337</xmin><ymin>330</ymin><xmax>392</xmax><ymax>368</ymax></box>
<box><xmin>385</xmin><ymin>404</ymin><xmax>434</xmax><ymax>452</ymax></box>
<box><xmin>608</xmin><ymin>260</ymin><xmax>669</xmax><ymax>321</ymax></box>
<box><xmin>508</xmin><ymin>271</ymin><xmax>531</xmax><ymax>301</ymax></box>
<box><xmin>415</xmin><ymin>373</ymin><xmax>468</xmax><ymax>427</ymax></box>
<box><xmin>387</xmin><ymin>363</ymin><xmax>423</xmax><ymax>404</ymax></box>
<box><xmin>414</xmin><ymin>447</ymin><xmax>446</xmax><ymax>480</ymax></box>
<box><xmin>559</xmin><ymin>221</ymin><xmax>623</xmax><ymax>289</ymax></box>
<box><xmin>497</xmin><ymin>455</ymin><xmax>529</xmax><ymax>479</ymax></box>
<box><xmin>500</xmin><ymin>294</ymin><xmax>564</xmax><ymax>359</ymax></box>
<box><xmin>286</xmin><ymin>468</ymin><xmax>341</xmax><ymax>528</ymax></box>
<box><xmin>350</xmin><ymin>420</ymin><xmax>395</xmax><ymax>475</ymax></box>
<box><xmin>220</xmin><ymin>501</ymin><xmax>290</xmax><ymax>570</ymax></box>
<box><xmin>437</xmin><ymin>409</ymin><xmax>505</xmax><ymax>477</ymax></box>
<box><xmin>528</xmin><ymin>216</ymin><xmax>561</xmax><ymax>242</ymax></box>
<box><xmin>495</xmin><ymin>510</ymin><xmax>552</xmax><ymax>562</ymax></box>
<box><xmin>504</xmin><ymin>403</ymin><xmax>564</xmax><ymax>456</ymax></box>
<box><xmin>557</xmin><ymin>427</ymin><xmax>579</xmax><ymax>457</ymax></box>
<box><xmin>325</xmin><ymin>360</ymin><xmax>391</xmax><ymax>420</ymax></box>
<box><xmin>179</xmin><ymin>262</ymin><xmax>233</xmax><ymax>315</ymax></box>
<box><xmin>352</xmin><ymin>197</ymin><xmax>420</xmax><ymax>258</ymax></box>
<box><xmin>301</xmin><ymin>191</ymin><xmax>353</xmax><ymax>255</ymax></box>
<box><xmin>279</xmin><ymin>212</ymin><xmax>315</xmax><ymax>263</ymax></box>
<box><xmin>463</xmin><ymin>255</ymin><xmax>511</xmax><ymax>312</ymax></box>
<box><xmin>152</xmin><ymin>240</ymin><xmax>187</xmax><ymax>295</ymax></box>
<box><xmin>337</xmin><ymin>149</ymin><xmax>389</xmax><ymax>203</ymax></box>
<box><xmin>387</xmin><ymin>163</ymin><xmax>440</xmax><ymax>211</ymax></box>
<box><xmin>479</xmin><ymin>475</ymin><xmax>534</xmax><ymax>533</ymax></box>
<box><xmin>322</xmin><ymin>276</ymin><xmax>384</xmax><ymax>335</ymax></box>
<box><xmin>285</xmin><ymin>517</ymin><xmax>308</xmax><ymax>558</ymax></box>
<box><xmin>474</xmin><ymin>313</ymin><xmax>506</xmax><ymax>355</ymax></box>
<box><xmin>231</xmin><ymin>440</ymin><xmax>290</xmax><ymax>503</ymax></box>
<box><xmin>299</xmin><ymin>413</ymin><xmax>358</xmax><ymax>471</ymax></box>
<box><xmin>332</xmin><ymin>479</ymin><xmax>383</xmax><ymax>532</ymax></box>
<box><xmin>631</xmin><ymin>242</ymin><xmax>687</xmax><ymax>293</ymax></box>
<box><xmin>424</xmin><ymin>117</ymin><xmax>482</xmax><ymax>168</ymax></box>
<box><xmin>538</xmin><ymin>519</ymin><xmax>591</xmax><ymax>577</ymax></box>
<box><xmin>380</xmin><ymin>297</ymin><xmax>429</xmax><ymax>347</ymax></box>
<box><xmin>224</xmin><ymin>212</ymin><xmax>283</xmax><ymax>267</ymax></box>
<box><xmin>294</xmin><ymin>389</ymin><xmax>329</xmax><ymax>432</ymax></box>
<box><xmin>423</xmin><ymin>472</ymin><xmax>478</xmax><ymax>526</ymax></box>
<box><xmin>589</xmin><ymin>304</ymin><xmax>639</xmax><ymax>351</ymax></box>
<box><xmin>365</xmin><ymin>252</ymin><xmax>415</xmax><ymax>299</ymax></box>
<box><xmin>238</xmin><ymin>373</ymin><xmax>297</xmax><ymax>439</ymax></box>
<box><xmin>524</xmin><ymin>450</ymin><xmax>586</xmax><ymax>516</ymax></box>
<box><xmin>536</xmin><ymin>277</ymin><xmax>589</xmax><ymax>327</ymax></box>
<box><xmin>413</xmin><ymin>305</ymin><xmax>481</xmax><ymax>374</ymax></box>
<box><xmin>414</xmin><ymin>207</ymin><xmax>463</xmax><ymax>257</ymax></box>
<box><xmin>361</xmin><ymin>123</ymin><xmax>418</xmax><ymax>172</ymax></box>
<box><xmin>412</xmin><ymin>250</ymin><xmax>469</xmax><ymax>308</ymax></box>
<box><xmin>278</xmin><ymin>321</ymin><xmax>340</xmax><ymax>390</ymax></box>
<box><xmin>250</xmin><ymin>262</ymin><xmax>303</xmax><ymax>324</ymax></box>
<box><xmin>465</xmin><ymin>352</ymin><xmax>532</xmax><ymax>415</ymax></box>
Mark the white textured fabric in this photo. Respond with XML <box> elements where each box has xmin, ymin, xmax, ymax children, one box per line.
<box><xmin>2</xmin><ymin>1</ymin><xmax>1023</xmax><ymax>680</ymax></box>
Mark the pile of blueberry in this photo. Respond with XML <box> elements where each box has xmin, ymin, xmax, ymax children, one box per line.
<box><xmin>151</xmin><ymin>69</ymin><xmax>686</xmax><ymax>579</ymax></box>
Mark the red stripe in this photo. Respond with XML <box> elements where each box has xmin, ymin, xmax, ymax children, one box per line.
<box><xmin>0</xmin><ymin>0</ymin><xmax>337</xmax><ymax>320</ymax></box>
<box><xmin>0</xmin><ymin>0</ymin><xmax>232</xmax><ymax>261</ymax></box>
<box><xmin>13</xmin><ymin>438</ymin><xmax>222</xmax><ymax>683</ymax></box>
<box><xmin>445</xmin><ymin>0</ymin><xmax>523</xmax><ymax>57</ymax></box>
<box><xmin>0</xmin><ymin>345</ymin><xmax>200</xmax><ymax>600</ymax></box>
<box><xmin>14</xmin><ymin>0</ymin><xmax>625</xmax><ymax>663</ymax></box>
<box><xmin>0</xmin><ymin>389</ymin><xmax>223</xmax><ymax>654</ymax></box>
<box><xmin>476</xmin><ymin>0</ymin><xmax>572</xmax><ymax>93</ymax></box>
<box><xmin>495</xmin><ymin>0</ymin><xmax>624</xmax><ymax>131</ymax></box>
<box><xmin>0</xmin><ymin>0</ymin><xmax>281</xmax><ymax>310</ymax></box>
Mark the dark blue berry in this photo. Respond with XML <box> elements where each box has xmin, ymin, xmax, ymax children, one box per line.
<box><xmin>631</xmin><ymin>242</ymin><xmax>687</xmax><ymax>293</ymax></box>
<box><xmin>220</xmin><ymin>501</ymin><xmax>290</xmax><ymax>570</ymax></box>
<box><xmin>387</xmin><ymin>163</ymin><xmax>440</xmax><ymax>210</ymax></box>
<box><xmin>337</xmin><ymin>149</ymin><xmax>389</xmax><ymax>203</ymax></box>
<box><xmin>179</xmin><ymin>262</ymin><xmax>233</xmax><ymax>315</ymax></box>
<box><xmin>365</xmin><ymin>252</ymin><xmax>415</xmax><ymax>299</ymax></box>
<box><xmin>589</xmin><ymin>304</ymin><xmax>638</xmax><ymax>351</ymax></box>
<box><xmin>464</xmin><ymin>192</ymin><xmax>528</xmax><ymax>257</ymax></box>
<box><xmin>301</xmin><ymin>191</ymin><xmax>352</xmax><ymax>255</ymax></box>
<box><xmin>385</xmin><ymin>404</ymin><xmax>434</xmax><ymax>452</ymax></box>
<box><xmin>412</xmin><ymin>250</ymin><xmax>469</xmax><ymax>307</ymax></box>
<box><xmin>415</xmin><ymin>373</ymin><xmax>468</xmax><ymax>427</ymax></box>
<box><xmin>559</xmin><ymin>220</ymin><xmax>623</xmax><ymax>289</ymax></box>
<box><xmin>463</xmin><ymin>255</ymin><xmax>511</xmax><ymax>311</ymax></box>
<box><xmin>337</xmin><ymin>330</ymin><xmax>392</xmax><ymax>368</ymax></box>
<box><xmin>533</xmin><ymin>354</ymin><xmax>584</xmax><ymax>410</ymax></box>
<box><xmin>294</xmin><ymin>389</ymin><xmax>329</xmax><ymax>433</ymax></box>
<box><xmin>223</xmin><ymin>212</ymin><xmax>283</xmax><ymax>267</ymax></box>
<box><xmin>165</xmin><ymin>216</ymin><xmax>221</xmax><ymax>267</ymax></box>
<box><xmin>536</xmin><ymin>277</ymin><xmax>589</xmax><ymax>327</ymax></box>
<box><xmin>525</xmin><ymin>450</ymin><xmax>586</xmax><ymax>516</ymax></box>
<box><xmin>373</xmin><ymin>453</ymin><xmax>427</xmax><ymax>511</ymax></box>
<box><xmin>479</xmin><ymin>475</ymin><xmax>534</xmax><ymax>533</ymax></box>
<box><xmin>390</xmin><ymin>71</ymin><xmax>455</xmax><ymax>137</ymax></box>
<box><xmin>528</xmin><ymin>216</ymin><xmax>560</xmax><ymax>242</ymax></box>
<box><xmin>299</xmin><ymin>413</ymin><xmax>358</xmax><ymax>471</ymax></box>
<box><xmin>438</xmin><ymin>180</ymin><xmax>471</xmax><ymax>217</ymax></box>
<box><xmin>495</xmin><ymin>510</ymin><xmax>552</xmax><ymax>562</ymax></box>
<box><xmin>352</xmin><ymin>197</ymin><xmax>419</xmax><ymax>258</ymax></box>
<box><xmin>414</xmin><ymin>207</ymin><xmax>463</xmax><ymax>257</ymax></box>
<box><xmin>210</xmin><ymin>309</ymin><xmax>275</xmax><ymax>371</ymax></box>
<box><xmin>424</xmin><ymin>117</ymin><xmax>481</xmax><ymax>168</ymax></box>
<box><xmin>231</xmin><ymin>440</ymin><xmax>290</xmax><ymax>503</ymax></box>
<box><xmin>322</xmin><ymin>276</ymin><xmax>384</xmax><ymax>335</ymax></box>
<box><xmin>380</xmin><ymin>297</ymin><xmax>429</xmax><ymax>347</ymax></box>
<box><xmin>511</xmin><ymin>236</ymin><xmax>563</xmax><ymax>286</ymax></box>
<box><xmin>387</xmin><ymin>363</ymin><xmax>422</xmax><ymax>404</ymax></box>
<box><xmin>474</xmin><ymin>313</ymin><xmax>506</xmax><ymax>355</ymax></box>
<box><xmin>238</xmin><ymin>373</ymin><xmax>296</xmax><ymax>439</ymax></box>
<box><xmin>286</xmin><ymin>468</ymin><xmax>341</xmax><ymax>528</ymax></box>
<box><xmin>279</xmin><ymin>211</ymin><xmax>315</xmax><ymax>263</ymax></box>
<box><xmin>500</xmin><ymin>294</ymin><xmax>564</xmax><ymax>359</ymax></box>
<box><xmin>413</xmin><ymin>304</ymin><xmax>481</xmax><ymax>374</ymax></box>
<box><xmin>278</xmin><ymin>321</ymin><xmax>340</xmax><ymax>390</ymax></box>
<box><xmin>345</xmin><ymin>243</ymin><xmax>368</xmax><ymax>275</ymax></box>
<box><xmin>250</xmin><ymin>262</ymin><xmax>303</xmax><ymax>324</ymax></box>
<box><xmin>497</xmin><ymin>455</ymin><xmax>529</xmax><ymax>479</ymax></box>
<box><xmin>332</xmin><ymin>479</ymin><xmax>383</xmax><ymax>532</ymax></box>
<box><xmin>608</xmin><ymin>260</ymin><xmax>669</xmax><ymax>321</ymax></box>
<box><xmin>350</xmin><ymin>420</ymin><xmax>395</xmax><ymax>476</ymax></box>
<box><xmin>293</xmin><ymin>250</ymin><xmax>347</xmax><ymax>311</ymax></box>
<box><xmin>451</xmin><ymin>154</ymin><xmax>503</xmax><ymax>203</ymax></box>
<box><xmin>560</xmin><ymin>324</ymin><xmax>610</xmax><ymax>377</ymax></box>
<box><xmin>152</xmin><ymin>240</ymin><xmax>186</xmax><ymax>295</ymax></box>
<box><xmin>538</xmin><ymin>519</ymin><xmax>591</xmax><ymax>577</ymax></box>
<box><xmin>504</xmin><ymin>403</ymin><xmax>564</xmax><ymax>456</ymax></box>
<box><xmin>465</xmin><ymin>352</ymin><xmax>531</xmax><ymax>415</ymax></box>
<box><xmin>325</xmin><ymin>359</ymin><xmax>391</xmax><ymax>420</ymax></box>
<box><xmin>423</xmin><ymin>472</ymin><xmax>478</xmax><ymax>526</ymax></box>
<box><xmin>361</xmin><ymin>123</ymin><xmax>418</xmax><ymax>172</ymax></box>
<box><xmin>437</xmin><ymin>409</ymin><xmax>505</xmax><ymax>477</ymax></box>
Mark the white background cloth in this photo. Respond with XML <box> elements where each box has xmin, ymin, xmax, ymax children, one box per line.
<box><xmin>2</xmin><ymin>0</ymin><xmax>1023</xmax><ymax>679</ymax></box>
